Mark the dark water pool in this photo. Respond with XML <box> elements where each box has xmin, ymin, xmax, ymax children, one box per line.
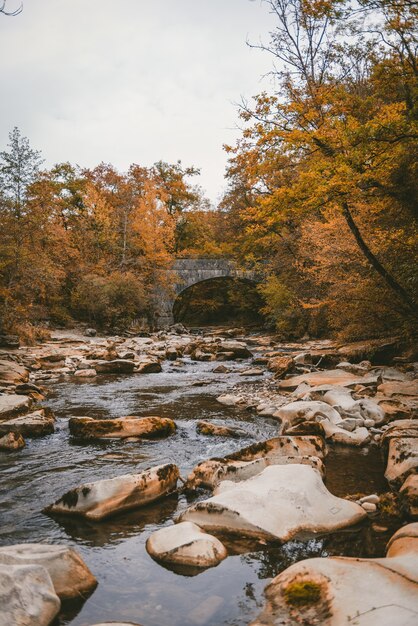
<box><xmin>0</xmin><ymin>357</ymin><xmax>392</xmax><ymax>626</ymax></box>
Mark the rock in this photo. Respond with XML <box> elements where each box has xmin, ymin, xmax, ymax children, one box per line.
<box><xmin>0</xmin><ymin>544</ymin><xmax>97</xmax><ymax>600</ymax></box>
<box><xmin>223</xmin><ymin>435</ymin><xmax>327</xmax><ymax>463</ymax></box>
<box><xmin>0</xmin><ymin>563</ymin><xmax>60</xmax><ymax>626</ymax></box>
<box><xmin>278</xmin><ymin>369</ymin><xmax>378</xmax><ymax>391</ymax></box>
<box><xmin>378</xmin><ymin>380</ymin><xmax>418</xmax><ymax>397</ymax></box>
<box><xmin>321</xmin><ymin>421</ymin><xmax>371</xmax><ymax>446</ymax></box>
<box><xmin>84</xmin><ymin>328</ymin><xmax>97</xmax><ymax>337</ymax></box>
<box><xmin>240</xmin><ymin>368</ymin><xmax>264</xmax><ymax>376</ymax></box>
<box><xmin>169</xmin><ymin>323</ymin><xmax>188</xmax><ymax>334</ymax></box>
<box><xmin>213</xmin><ymin>364</ymin><xmax>229</xmax><ymax>374</ymax></box>
<box><xmin>0</xmin><ymin>408</ymin><xmax>55</xmax><ymax>437</ymax></box>
<box><xmin>165</xmin><ymin>347</ymin><xmax>178</xmax><ymax>361</ymax></box>
<box><xmin>45</xmin><ymin>463</ymin><xmax>179</xmax><ymax>521</ymax></box>
<box><xmin>218</xmin><ymin>341</ymin><xmax>252</xmax><ymax>359</ymax></box>
<box><xmin>196</xmin><ymin>421</ymin><xmax>245</xmax><ymax>438</ymax></box>
<box><xmin>187</xmin><ymin>455</ymin><xmax>325</xmax><ymax>490</ymax></box>
<box><xmin>217</xmin><ymin>394</ymin><xmax>243</xmax><ymax>407</ymax></box>
<box><xmin>95</xmin><ymin>359</ymin><xmax>136</xmax><ymax>374</ymax></box>
<box><xmin>359</xmin><ymin>494</ymin><xmax>380</xmax><ymax>505</ymax></box>
<box><xmin>0</xmin><ymin>359</ymin><xmax>29</xmax><ymax>385</ymax></box>
<box><xmin>74</xmin><ymin>369</ymin><xmax>97</xmax><ymax>377</ymax></box>
<box><xmin>361</xmin><ymin>502</ymin><xmax>377</xmax><ymax>513</ymax></box>
<box><xmin>146</xmin><ymin>521</ymin><xmax>227</xmax><ymax>568</ymax></box>
<box><xmin>137</xmin><ymin>360</ymin><xmax>162</xmax><ymax>374</ymax></box>
<box><xmin>384</xmin><ymin>437</ymin><xmax>418</xmax><ymax>487</ymax></box>
<box><xmin>273</xmin><ymin>401</ymin><xmax>342</xmax><ymax>433</ymax></box>
<box><xmin>0</xmin><ymin>393</ymin><xmax>31</xmax><ymax>419</ymax></box>
<box><xmin>400</xmin><ymin>475</ymin><xmax>418</xmax><ymax>518</ymax></box>
<box><xmin>340</xmin><ymin>417</ymin><xmax>358</xmax><ymax>432</ymax></box>
<box><xmin>69</xmin><ymin>416</ymin><xmax>176</xmax><ymax>440</ymax></box>
<box><xmin>267</xmin><ymin>356</ymin><xmax>294</xmax><ymax>378</ymax></box>
<box><xmin>251</xmin><ymin>522</ymin><xmax>418</xmax><ymax>626</ymax></box>
<box><xmin>181</xmin><ymin>464</ymin><xmax>366</xmax><ymax>542</ymax></box>
<box><xmin>0</xmin><ymin>431</ymin><xmax>25</xmax><ymax>450</ymax></box>
<box><xmin>89</xmin><ymin>623</ymin><xmax>143</xmax><ymax>626</ymax></box>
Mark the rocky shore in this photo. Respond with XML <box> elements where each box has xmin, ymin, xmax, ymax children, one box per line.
<box><xmin>0</xmin><ymin>326</ymin><xmax>417</xmax><ymax>626</ymax></box>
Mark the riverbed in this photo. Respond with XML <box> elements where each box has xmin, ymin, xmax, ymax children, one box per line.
<box><xmin>0</xmin><ymin>351</ymin><xmax>392</xmax><ymax>626</ymax></box>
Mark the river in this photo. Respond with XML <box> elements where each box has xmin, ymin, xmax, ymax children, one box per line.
<box><xmin>0</xmin><ymin>349</ymin><xmax>390</xmax><ymax>626</ymax></box>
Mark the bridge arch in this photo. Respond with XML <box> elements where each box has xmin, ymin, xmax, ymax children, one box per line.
<box><xmin>157</xmin><ymin>258</ymin><xmax>262</xmax><ymax>327</ymax></box>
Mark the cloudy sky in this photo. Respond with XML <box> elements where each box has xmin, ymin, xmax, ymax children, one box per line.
<box><xmin>1</xmin><ymin>0</ymin><xmax>273</xmax><ymax>203</ymax></box>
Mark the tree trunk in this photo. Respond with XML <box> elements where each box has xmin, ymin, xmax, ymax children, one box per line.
<box><xmin>341</xmin><ymin>201</ymin><xmax>417</xmax><ymax>318</ymax></box>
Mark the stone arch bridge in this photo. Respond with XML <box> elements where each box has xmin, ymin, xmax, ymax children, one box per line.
<box><xmin>157</xmin><ymin>258</ymin><xmax>261</xmax><ymax>327</ymax></box>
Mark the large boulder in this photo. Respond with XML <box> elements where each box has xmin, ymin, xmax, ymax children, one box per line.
<box><xmin>187</xmin><ymin>455</ymin><xmax>325</xmax><ymax>490</ymax></box>
<box><xmin>45</xmin><ymin>463</ymin><xmax>179</xmax><ymax>521</ymax></box>
<box><xmin>267</xmin><ymin>356</ymin><xmax>294</xmax><ymax>378</ymax></box>
<box><xmin>250</xmin><ymin>523</ymin><xmax>418</xmax><ymax>626</ymax></box>
<box><xmin>384</xmin><ymin>437</ymin><xmax>418</xmax><ymax>487</ymax></box>
<box><xmin>146</xmin><ymin>521</ymin><xmax>227</xmax><ymax>568</ymax></box>
<box><xmin>95</xmin><ymin>360</ymin><xmax>136</xmax><ymax>374</ymax></box>
<box><xmin>0</xmin><ymin>544</ymin><xmax>97</xmax><ymax>600</ymax></box>
<box><xmin>0</xmin><ymin>563</ymin><xmax>60</xmax><ymax>626</ymax></box>
<box><xmin>217</xmin><ymin>341</ymin><xmax>252</xmax><ymax>359</ymax></box>
<box><xmin>181</xmin><ymin>464</ymin><xmax>366</xmax><ymax>542</ymax></box>
<box><xmin>273</xmin><ymin>401</ymin><xmax>342</xmax><ymax>432</ymax></box>
<box><xmin>0</xmin><ymin>359</ymin><xmax>29</xmax><ymax>385</ymax></box>
<box><xmin>0</xmin><ymin>408</ymin><xmax>55</xmax><ymax>437</ymax></box>
<box><xmin>378</xmin><ymin>380</ymin><xmax>418</xmax><ymax>397</ymax></box>
<box><xmin>69</xmin><ymin>416</ymin><xmax>176</xmax><ymax>440</ymax></box>
<box><xmin>0</xmin><ymin>394</ymin><xmax>31</xmax><ymax>419</ymax></box>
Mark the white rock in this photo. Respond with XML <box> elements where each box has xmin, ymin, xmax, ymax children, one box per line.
<box><xmin>273</xmin><ymin>401</ymin><xmax>342</xmax><ymax>433</ymax></box>
<box><xmin>216</xmin><ymin>394</ymin><xmax>243</xmax><ymax>406</ymax></box>
<box><xmin>146</xmin><ymin>521</ymin><xmax>227</xmax><ymax>568</ymax></box>
<box><xmin>361</xmin><ymin>502</ymin><xmax>377</xmax><ymax>513</ymax></box>
<box><xmin>251</xmin><ymin>523</ymin><xmax>418</xmax><ymax>626</ymax></box>
<box><xmin>0</xmin><ymin>563</ymin><xmax>60</xmax><ymax>626</ymax></box>
<box><xmin>359</xmin><ymin>494</ymin><xmax>380</xmax><ymax>505</ymax></box>
<box><xmin>74</xmin><ymin>369</ymin><xmax>97</xmax><ymax>377</ymax></box>
<box><xmin>181</xmin><ymin>464</ymin><xmax>366</xmax><ymax>542</ymax></box>
<box><xmin>45</xmin><ymin>463</ymin><xmax>179</xmax><ymax>521</ymax></box>
<box><xmin>0</xmin><ymin>543</ymin><xmax>97</xmax><ymax>599</ymax></box>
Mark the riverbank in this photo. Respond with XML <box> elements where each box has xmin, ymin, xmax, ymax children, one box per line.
<box><xmin>0</xmin><ymin>327</ymin><xmax>417</xmax><ymax>626</ymax></box>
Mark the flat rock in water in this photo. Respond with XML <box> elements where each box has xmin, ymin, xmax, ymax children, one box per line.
<box><xmin>0</xmin><ymin>563</ymin><xmax>60</xmax><ymax>626</ymax></box>
<box><xmin>45</xmin><ymin>463</ymin><xmax>179</xmax><ymax>521</ymax></box>
<box><xmin>187</xmin><ymin>454</ymin><xmax>325</xmax><ymax>490</ymax></box>
<box><xmin>146</xmin><ymin>521</ymin><xmax>227</xmax><ymax>568</ymax></box>
<box><xmin>181</xmin><ymin>464</ymin><xmax>365</xmax><ymax>542</ymax></box>
<box><xmin>385</xmin><ymin>437</ymin><xmax>418</xmax><ymax>487</ymax></box>
<box><xmin>0</xmin><ymin>431</ymin><xmax>25</xmax><ymax>450</ymax></box>
<box><xmin>69</xmin><ymin>416</ymin><xmax>176</xmax><ymax>439</ymax></box>
<box><xmin>0</xmin><ymin>543</ymin><xmax>97</xmax><ymax>600</ymax></box>
<box><xmin>95</xmin><ymin>359</ymin><xmax>136</xmax><ymax>374</ymax></box>
<box><xmin>0</xmin><ymin>408</ymin><xmax>55</xmax><ymax>437</ymax></box>
<box><xmin>250</xmin><ymin>523</ymin><xmax>418</xmax><ymax>626</ymax></box>
<box><xmin>0</xmin><ymin>359</ymin><xmax>29</xmax><ymax>385</ymax></box>
<box><xmin>0</xmin><ymin>393</ymin><xmax>31</xmax><ymax>419</ymax></box>
<box><xmin>278</xmin><ymin>369</ymin><xmax>378</xmax><ymax>391</ymax></box>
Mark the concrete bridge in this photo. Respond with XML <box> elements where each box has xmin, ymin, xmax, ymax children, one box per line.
<box><xmin>156</xmin><ymin>257</ymin><xmax>260</xmax><ymax>327</ymax></box>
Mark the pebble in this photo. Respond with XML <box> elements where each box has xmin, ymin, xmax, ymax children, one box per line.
<box><xmin>359</xmin><ymin>494</ymin><xmax>380</xmax><ymax>505</ymax></box>
<box><xmin>372</xmin><ymin>523</ymin><xmax>389</xmax><ymax>533</ymax></box>
<box><xmin>361</xmin><ymin>502</ymin><xmax>377</xmax><ymax>513</ymax></box>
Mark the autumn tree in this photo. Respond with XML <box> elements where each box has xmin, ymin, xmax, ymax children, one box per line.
<box><xmin>223</xmin><ymin>0</ymin><xmax>417</xmax><ymax>337</ymax></box>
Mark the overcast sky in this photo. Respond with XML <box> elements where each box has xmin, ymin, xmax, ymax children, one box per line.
<box><xmin>1</xmin><ymin>0</ymin><xmax>273</xmax><ymax>203</ymax></box>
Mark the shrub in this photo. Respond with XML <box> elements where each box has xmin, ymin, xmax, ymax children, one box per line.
<box><xmin>71</xmin><ymin>272</ymin><xmax>149</xmax><ymax>329</ymax></box>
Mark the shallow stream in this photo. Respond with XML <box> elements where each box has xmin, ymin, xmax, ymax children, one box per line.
<box><xmin>0</xmin><ymin>354</ymin><xmax>391</xmax><ymax>626</ymax></box>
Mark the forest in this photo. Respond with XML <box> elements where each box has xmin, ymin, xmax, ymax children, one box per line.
<box><xmin>1</xmin><ymin>0</ymin><xmax>417</xmax><ymax>341</ymax></box>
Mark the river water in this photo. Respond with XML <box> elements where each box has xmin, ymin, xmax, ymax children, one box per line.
<box><xmin>0</xmin><ymin>354</ymin><xmax>390</xmax><ymax>626</ymax></box>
